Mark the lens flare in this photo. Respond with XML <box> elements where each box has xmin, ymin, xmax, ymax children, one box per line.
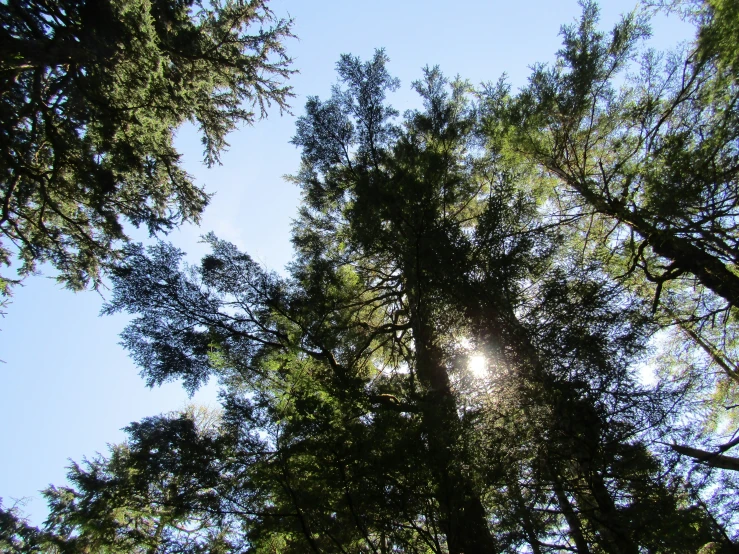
<box><xmin>468</xmin><ymin>354</ymin><xmax>487</xmax><ymax>378</ymax></box>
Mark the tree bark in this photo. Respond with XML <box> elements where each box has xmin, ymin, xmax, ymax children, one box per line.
<box><xmin>671</xmin><ymin>443</ymin><xmax>739</xmax><ymax>471</ymax></box>
<box><xmin>575</xmin><ymin>463</ymin><xmax>639</xmax><ymax>554</ymax></box>
<box><xmin>406</xmin><ymin>281</ymin><xmax>497</xmax><ymax>554</ymax></box>
<box><xmin>553</xmin><ymin>477</ymin><xmax>591</xmax><ymax>554</ymax></box>
<box><xmin>509</xmin><ymin>478</ymin><xmax>544</xmax><ymax>554</ymax></box>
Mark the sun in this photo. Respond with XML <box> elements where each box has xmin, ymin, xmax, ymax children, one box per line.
<box><xmin>468</xmin><ymin>354</ymin><xmax>487</xmax><ymax>378</ymax></box>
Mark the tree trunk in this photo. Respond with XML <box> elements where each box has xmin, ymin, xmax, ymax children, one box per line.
<box><xmin>509</xmin><ymin>478</ymin><xmax>544</xmax><ymax>554</ymax></box>
<box><xmin>407</xmin><ymin>283</ymin><xmax>497</xmax><ymax>553</ymax></box>
<box><xmin>671</xmin><ymin>443</ymin><xmax>739</xmax><ymax>471</ymax></box>
<box><xmin>574</xmin><ymin>464</ymin><xmax>639</xmax><ymax>554</ymax></box>
<box><xmin>552</xmin><ymin>477</ymin><xmax>591</xmax><ymax>554</ymax></box>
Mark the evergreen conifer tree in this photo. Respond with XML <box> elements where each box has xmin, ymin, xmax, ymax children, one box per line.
<box><xmin>0</xmin><ymin>0</ymin><xmax>293</xmax><ymax>291</ymax></box>
<box><xmin>4</xmin><ymin>3</ymin><xmax>739</xmax><ymax>552</ymax></box>
<box><xmin>481</xmin><ymin>0</ymin><xmax>739</xmax><ymax>486</ymax></box>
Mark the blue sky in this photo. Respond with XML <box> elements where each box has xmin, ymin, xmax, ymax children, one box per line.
<box><xmin>0</xmin><ymin>0</ymin><xmax>695</xmax><ymax>525</ymax></box>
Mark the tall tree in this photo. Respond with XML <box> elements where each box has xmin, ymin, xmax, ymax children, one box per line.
<box><xmin>483</xmin><ymin>0</ymin><xmax>739</xmax><ymax>316</ymax></box>
<box><xmin>0</xmin><ymin>0</ymin><xmax>293</xmax><ymax>291</ymax></box>
<box><xmin>7</xmin><ymin>50</ymin><xmax>725</xmax><ymax>552</ymax></box>
<box><xmin>482</xmin><ymin>0</ymin><xmax>739</xmax><ymax>480</ymax></box>
<box><xmin>7</xmin><ymin>4</ymin><xmax>739</xmax><ymax>550</ymax></box>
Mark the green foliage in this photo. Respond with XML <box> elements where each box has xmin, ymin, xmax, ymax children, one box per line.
<box><xmin>40</xmin><ymin>408</ymin><xmax>241</xmax><ymax>553</ymax></box>
<box><xmin>698</xmin><ymin>0</ymin><xmax>739</xmax><ymax>71</ymax></box>
<box><xmin>5</xmin><ymin>2</ymin><xmax>739</xmax><ymax>552</ymax></box>
<box><xmin>26</xmin><ymin>46</ymin><xmax>725</xmax><ymax>552</ymax></box>
<box><xmin>0</xmin><ymin>0</ymin><xmax>293</xmax><ymax>290</ymax></box>
<box><xmin>484</xmin><ymin>0</ymin><xmax>739</xmax><ymax>314</ymax></box>
<box><xmin>483</xmin><ymin>0</ymin><xmax>739</xmax><ymax>494</ymax></box>
<box><xmin>0</xmin><ymin>500</ymin><xmax>48</xmax><ymax>552</ymax></box>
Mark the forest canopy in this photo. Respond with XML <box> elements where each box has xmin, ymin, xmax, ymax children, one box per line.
<box><xmin>3</xmin><ymin>0</ymin><xmax>739</xmax><ymax>552</ymax></box>
<box><xmin>0</xmin><ymin>0</ymin><xmax>293</xmax><ymax>292</ymax></box>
